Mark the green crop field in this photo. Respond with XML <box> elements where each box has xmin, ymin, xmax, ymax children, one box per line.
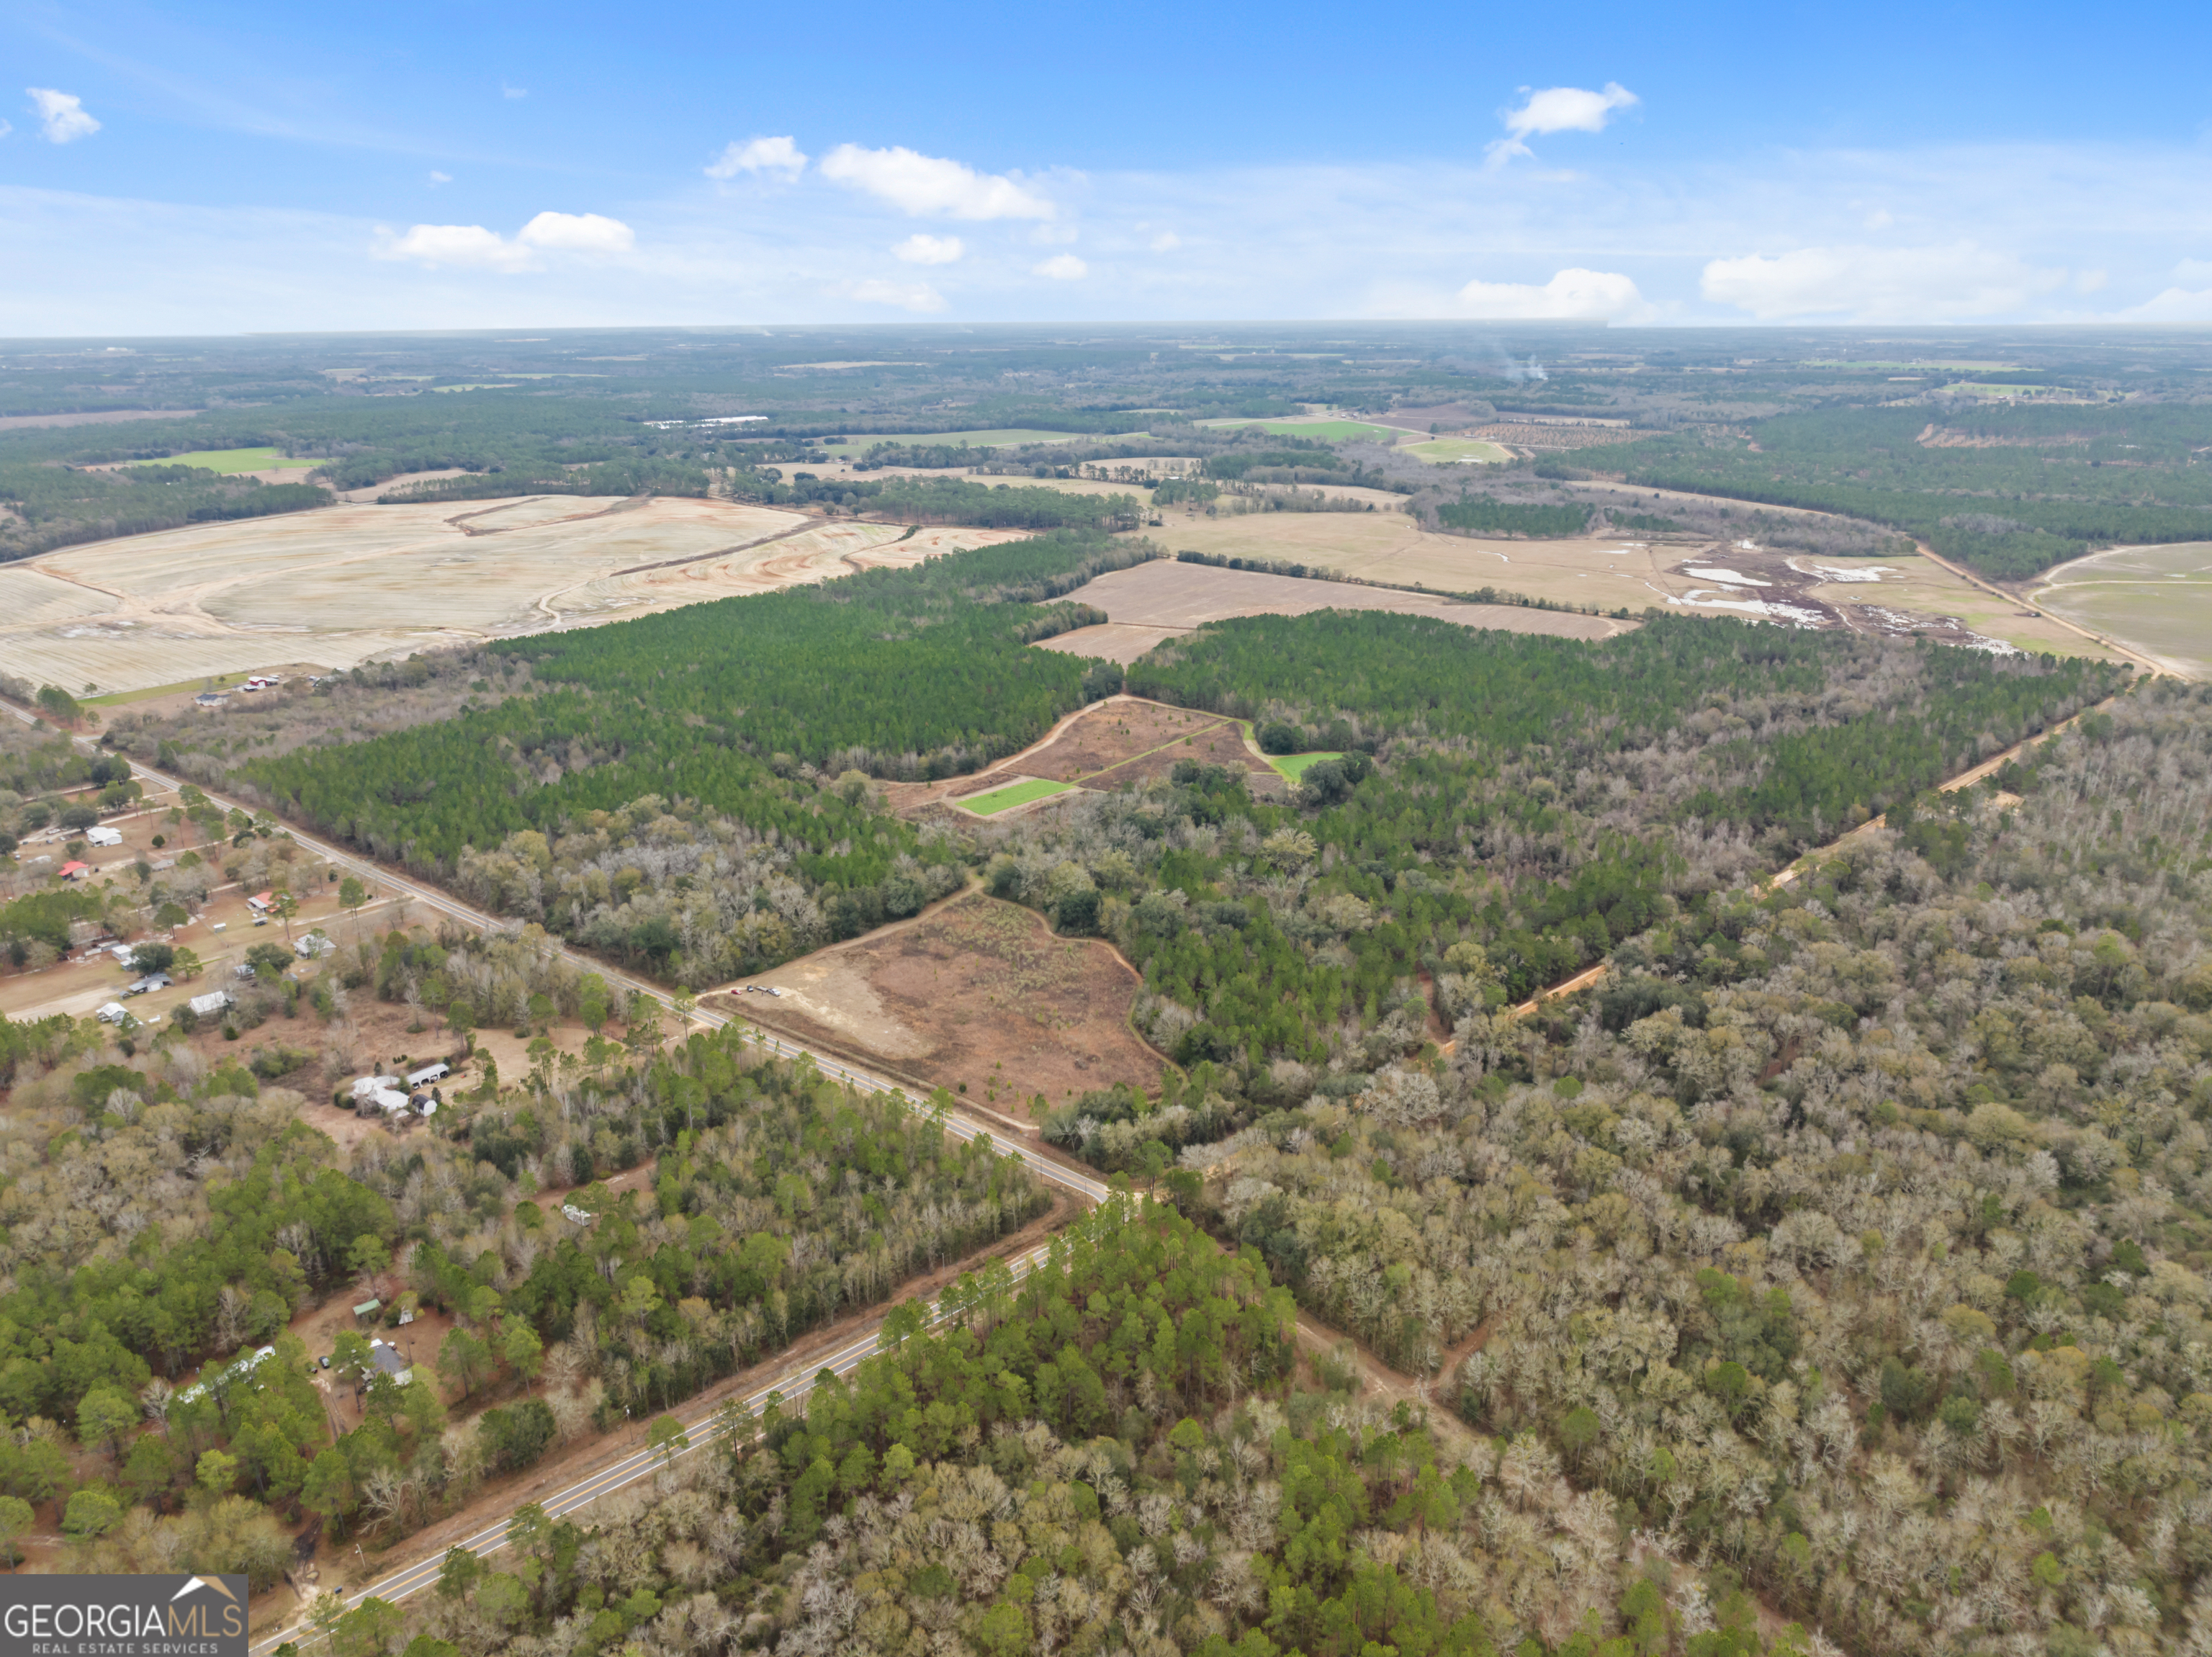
<box><xmin>958</xmin><ymin>776</ymin><xmax>1074</xmax><ymax>814</ymax></box>
<box><xmin>127</xmin><ymin>446</ymin><xmax>318</xmax><ymax>475</ymax></box>
<box><xmin>1198</xmin><ymin>418</ymin><xmax>1395</xmax><ymax>443</ymax></box>
<box><xmin>1267</xmin><ymin>750</ymin><xmax>1342</xmax><ymax>779</ymax></box>
<box><xmin>1405</xmin><ymin>438</ymin><xmax>1512</xmax><ymax>464</ymax></box>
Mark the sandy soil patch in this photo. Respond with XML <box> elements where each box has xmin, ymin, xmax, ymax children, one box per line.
<box><xmin>881</xmin><ymin>696</ymin><xmax>1285</xmax><ymax>819</ymax></box>
<box><xmin>711</xmin><ymin>892</ymin><xmax>1160</xmax><ymax>1115</ymax></box>
<box><xmin>1141</xmin><ymin>511</ymin><xmax>2110</xmax><ymax>657</ymax></box>
<box><xmin>0</xmin><ymin>497</ymin><xmax>1030</xmax><ymax>695</ymax></box>
<box><xmin>1038</xmin><ymin>559</ymin><xmax>1635</xmax><ymax>647</ymax></box>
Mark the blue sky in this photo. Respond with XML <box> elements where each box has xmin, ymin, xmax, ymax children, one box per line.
<box><xmin>4</xmin><ymin>0</ymin><xmax>2211</xmax><ymax>334</ymax></box>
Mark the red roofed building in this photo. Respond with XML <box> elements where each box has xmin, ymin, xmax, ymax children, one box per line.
<box><xmin>58</xmin><ymin>861</ymin><xmax>91</xmax><ymax>881</ymax></box>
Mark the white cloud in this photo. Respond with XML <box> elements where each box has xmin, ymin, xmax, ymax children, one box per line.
<box><xmin>850</xmin><ymin>277</ymin><xmax>946</xmax><ymax>312</ymax></box>
<box><xmin>1455</xmin><ymin>267</ymin><xmax>1653</xmax><ymax>322</ymax></box>
<box><xmin>893</xmin><ymin>233</ymin><xmax>963</xmax><ymax>264</ymax></box>
<box><xmin>819</xmin><ymin>143</ymin><xmax>1053</xmax><ymax>219</ymax></box>
<box><xmin>517</xmin><ymin>210</ymin><xmax>634</xmax><ymax>254</ymax></box>
<box><xmin>2114</xmin><ymin>287</ymin><xmax>2212</xmax><ymax>322</ymax></box>
<box><xmin>428</xmin><ymin>170</ymin><xmax>451</xmax><ymax>186</ymax></box>
<box><xmin>374</xmin><ymin>212</ymin><xmax>634</xmax><ymax>271</ymax></box>
<box><xmin>376</xmin><ymin>223</ymin><xmax>533</xmax><ymax>271</ymax></box>
<box><xmin>1033</xmin><ymin>253</ymin><xmax>1087</xmax><ymax>280</ymax></box>
<box><xmin>0</xmin><ymin>119</ymin><xmax>12</xmax><ymax>140</ymax></box>
<box><xmin>1701</xmin><ymin>241</ymin><xmax>2067</xmax><ymax>320</ymax></box>
<box><xmin>1149</xmin><ymin>230</ymin><xmax>1181</xmax><ymax>252</ymax></box>
<box><xmin>706</xmin><ymin>135</ymin><xmax>807</xmax><ymax>181</ymax></box>
<box><xmin>2074</xmin><ymin>269</ymin><xmax>2108</xmax><ymax>293</ymax></box>
<box><xmin>501</xmin><ymin>83</ymin><xmax>528</xmax><ymax>100</ymax></box>
<box><xmin>1486</xmin><ymin>82</ymin><xmax>1635</xmax><ymax>166</ymax></box>
<box><xmin>27</xmin><ymin>88</ymin><xmax>100</xmax><ymax>144</ymax></box>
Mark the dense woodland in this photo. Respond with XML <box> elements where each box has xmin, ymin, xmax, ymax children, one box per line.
<box><xmin>291</xmin><ymin>1200</ymin><xmax>1830</xmax><ymax>1657</ymax></box>
<box><xmin>1568</xmin><ymin>404</ymin><xmax>2212</xmax><ymax>578</ymax></box>
<box><xmin>1174</xmin><ymin>678</ymin><xmax>2212</xmax><ymax>1656</ymax></box>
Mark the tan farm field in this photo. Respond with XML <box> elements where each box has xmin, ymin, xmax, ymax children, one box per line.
<box><xmin>1133</xmin><ymin>510</ymin><xmax>2121</xmax><ymax>659</ymax></box>
<box><xmin>1034</xmin><ymin>558</ymin><xmax>1634</xmax><ymax>664</ymax></box>
<box><xmin>1</xmin><ymin>496</ymin><xmax>1025</xmax><ymax>695</ymax></box>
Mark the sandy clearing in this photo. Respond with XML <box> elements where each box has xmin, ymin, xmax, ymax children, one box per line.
<box><xmin>717</xmin><ymin>892</ymin><xmax>1161</xmax><ymax>1113</ymax></box>
<box><xmin>1035</xmin><ymin>560</ymin><xmax>1633</xmax><ymax>647</ymax></box>
<box><xmin>0</xmin><ymin>496</ymin><xmax>1034</xmax><ymax>694</ymax></box>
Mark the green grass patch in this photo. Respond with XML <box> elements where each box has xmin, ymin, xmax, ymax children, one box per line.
<box><xmin>84</xmin><ymin>671</ymin><xmax>271</xmax><ymax>708</ymax></box>
<box><xmin>1405</xmin><ymin>439</ymin><xmax>1512</xmax><ymax>464</ymax></box>
<box><xmin>1198</xmin><ymin>418</ymin><xmax>1394</xmax><ymax>443</ymax></box>
<box><xmin>1268</xmin><ymin>750</ymin><xmax>1342</xmax><ymax>780</ymax></box>
<box><xmin>127</xmin><ymin>446</ymin><xmax>316</xmax><ymax>475</ymax></box>
<box><xmin>958</xmin><ymin>777</ymin><xmax>1074</xmax><ymax>814</ymax></box>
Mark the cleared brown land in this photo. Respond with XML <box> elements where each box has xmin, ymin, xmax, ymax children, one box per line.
<box><xmin>714</xmin><ymin>893</ymin><xmax>1160</xmax><ymax>1113</ymax></box>
<box><xmin>1033</xmin><ymin>560</ymin><xmax>1633</xmax><ymax>661</ymax></box>
<box><xmin>1017</xmin><ymin>699</ymin><xmax>1269</xmax><ymax>785</ymax></box>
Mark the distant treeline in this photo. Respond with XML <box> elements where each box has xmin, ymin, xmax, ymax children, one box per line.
<box><xmin>1435</xmin><ymin>495</ymin><xmax>1593</xmax><ymax>538</ymax></box>
<box><xmin>1571</xmin><ymin>405</ymin><xmax>2212</xmax><ymax>577</ymax></box>
<box><xmin>0</xmin><ymin>464</ymin><xmax>330</xmax><ymax>562</ymax></box>
<box><xmin>729</xmin><ymin>470</ymin><xmax>1143</xmax><ymax>529</ymax></box>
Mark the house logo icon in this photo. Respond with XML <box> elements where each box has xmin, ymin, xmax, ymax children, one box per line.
<box><xmin>171</xmin><ymin>1576</ymin><xmax>241</xmax><ymax>1604</ymax></box>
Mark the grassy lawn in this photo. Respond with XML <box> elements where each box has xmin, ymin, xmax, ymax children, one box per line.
<box><xmin>1197</xmin><ymin>418</ymin><xmax>1394</xmax><ymax>443</ymax></box>
<box><xmin>958</xmin><ymin>777</ymin><xmax>1074</xmax><ymax>814</ymax></box>
<box><xmin>1405</xmin><ymin>439</ymin><xmax>1512</xmax><ymax>464</ymax></box>
<box><xmin>1268</xmin><ymin>750</ymin><xmax>1341</xmax><ymax>780</ymax></box>
<box><xmin>128</xmin><ymin>446</ymin><xmax>318</xmax><ymax>474</ymax></box>
<box><xmin>84</xmin><ymin>670</ymin><xmax>271</xmax><ymax>708</ymax></box>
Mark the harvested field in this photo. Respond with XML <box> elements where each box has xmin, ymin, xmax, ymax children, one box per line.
<box><xmin>1138</xmin><ymin>509</ymin><xmax>2115</xmax><ymax>658</ymax></box>
<box><xmin>713</xmin><ymin>893</ymin><xmax>1161</xmax><ymax>1113</ymax></box>
<box><xmin>0</xmin><ymin>496</ymin><xmax>1024</xmax><ymax>694</ymax></box>
<box><xmin>2028</xmin><ymin>542</ymin><xmax>2212</xmax><ymax>678</ymax></box>
<box><xmin>1031</xmin><ymin>560</ymin><xmax>1634</xmax><ymax>661</ymax></box>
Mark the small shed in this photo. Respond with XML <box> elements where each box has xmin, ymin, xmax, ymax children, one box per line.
<box><xmin>352</xmin><ymin>1298</ymin><xmax>382</xmax><ymax>1321</ymax></box>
